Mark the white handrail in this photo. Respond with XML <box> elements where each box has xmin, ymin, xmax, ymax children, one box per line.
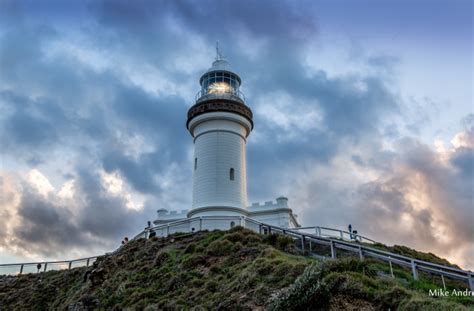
<box><xmin>293</xmin><ymin>226</ymin><xmax>377</xmax><ymax>244</ymax></box>
<box><xmin>1</xmin><ymin>216</ymin><xmax>472</xmax><ymax>291</ymax></box>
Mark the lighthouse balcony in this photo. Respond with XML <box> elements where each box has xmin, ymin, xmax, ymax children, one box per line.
<box><xmin>195</xmin><ymin>88</ymin><xmax>246</xmax><ymax>104</ymax></box>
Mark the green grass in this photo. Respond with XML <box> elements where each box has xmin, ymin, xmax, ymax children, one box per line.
<box><xmin>0</xmin><ymin>227</ymin><xmax>472</xmax><ymax>310</ymax></box>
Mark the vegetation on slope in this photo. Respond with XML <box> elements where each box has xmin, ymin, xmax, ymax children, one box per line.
<box><xmin>0</xmin><ymin>227</ymin><xmax>472</xmax><ymax>310</ymax></box>
<box><xmin>368</xmin><ymin>242</ymin><xmax>459</xmax><ymax>268</ymax></box>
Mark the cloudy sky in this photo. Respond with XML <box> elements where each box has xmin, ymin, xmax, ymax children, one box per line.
<box><xmin>0</xmin><ymin>0</ymin><xmax>472</xmax><ymax>269</ymax></box>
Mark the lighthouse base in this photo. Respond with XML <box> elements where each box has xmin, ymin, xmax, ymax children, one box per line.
<box><xmin>153</xmin><ymin>197</ymin><xmax>299</xmax><ymax>230</ymax></box>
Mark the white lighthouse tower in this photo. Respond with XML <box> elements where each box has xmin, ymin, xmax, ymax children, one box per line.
<box><xmin>186</xmin><ymin>55</ymin><xmax>253</xmax><ymax>219</ymax></box>
<box><xmin>153</xmin><ymin>53</ymin><xmax>299</xmax><ymax>230</ymax></box>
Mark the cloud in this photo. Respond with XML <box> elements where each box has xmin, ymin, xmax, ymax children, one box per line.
<box><xmin>295</xmin><ymin>121</ymin><xmax>474</xmax><ymax>269</ymax></box>
<box><xmin>0</xmin><ymin>0</ymin><xmax>471</xmax><ymax>271</ymax></box>
<box><xmin>0</xmin><ymin>168</ymin><xmax>155</xmax><ymax>258</ymax></box>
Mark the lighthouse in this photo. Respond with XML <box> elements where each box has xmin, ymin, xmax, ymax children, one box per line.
<box><xmin>186</xmin><ymin>55</ymin><xmax>253</xmax><ymax>219</ymax></box>
<box><xmin>153</xmin><ymin>53</ymin><xmax>299</xmax><ymax>230</ymax></box>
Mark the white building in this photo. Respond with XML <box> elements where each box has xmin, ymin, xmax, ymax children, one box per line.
<box><xmin>154</xmin><ymin>56</ymin><xmax>299</xmax><ymax>230</ymax></box>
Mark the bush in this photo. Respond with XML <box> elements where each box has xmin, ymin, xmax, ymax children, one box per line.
<box><xmin>374</xmin><ymin>286</ymin><xmax>412</xmax><ymax>310</ymax></box>
<box><xmin>276</xmin><ymin>235</ymin><xmax>295</xmax><ymax>250</ymax></box>
<box><xmin>205</xmin><ymin>280</ymin><xmax>219</xmax><ymax>292</ymax></box>
<box><xmin>267</xmin><ymin>263</ymin><xmax>330</xmax><ymax>311</ymax></box>
<box><xmin>323</xmin><ymin>273</ymin><xmax>368</xmax><ymax>299</ymax></box>
<box><xmin>232</xmin><ymin>241</ymin><xmax>244</xmax><ymax>252</ymax></box>
<box><xmin>244</xmin><ymin>234</ymin><xmax>262</xmax><ymax>245</ymax></box>
<box><xmin>263</xmin><ymin>233</ymin><xmax>279</xmax><ymax>246</ymax></box>
<box><xmin>263</xmin><ymin>234</ymin><xmax>294</xmax><ymax>251</ymax></box>
<box><xmin>267</xmin><ymin>259</ymin><xmax>376</xmax><ymax>311</ymax></box>
<box><xmin>207</xmin><ymin>239</ymin><xmax>233</xmax><ymax>256</ymax></box>
<box><xmin>399</xmin><ymin>297</ymin><xmax>466</xmax><ymax>311</ymax></box>
<box><xmin>224</xmin><ymin>232</ymin><xmax>246</xmax><ymax>243</ymax></box>
<box><xmin>181</xmin><ymin>254</ymin><xmax>207</xmax><ymax>269</ymax></box>
<box><xmin>184</xmin><ymin>243</ymin><xmax>196</xmax><ymax>254</ymax></box>
<box><xmin>153</xmin><ymin>251</ymin><xmax>170</xmax><ymax>266</ymax></box>
<box><xmin>191</xmin><ymin>278</ymin><xmax>205</xmax><ymax>287</ymax></box>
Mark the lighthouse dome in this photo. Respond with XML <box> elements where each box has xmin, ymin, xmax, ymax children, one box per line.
<box><xmin>208</xmin><ymin>59</ymin><xmax>231</xmax><ymax>71</ymax></box>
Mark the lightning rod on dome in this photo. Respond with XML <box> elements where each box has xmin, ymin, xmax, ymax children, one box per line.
<box><xmin>215</xmin><ymin>41</ymin><xmax>224</xmax><ymax>60</ymax></box>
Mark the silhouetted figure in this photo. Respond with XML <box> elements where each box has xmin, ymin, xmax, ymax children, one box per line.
<box><xmin>121</xmin><ymin>240</ymin><xmax>125</xmax><ymax>246</ymax></box>
<box><xmin>348</xmin><ymin>224</ymin><xmax>353</xmax><ymax>240</ymax></box>
<box><xmin>124</xmin><ymin>237</ymin><xmax>129</xmax><ymax>243</ymax></box>
<box><xmin>352</xmin><ymin>230</ymin><xmax>358</xmax><ymax>241</ymax></box>
<box><xmin>37</xmin><ymin>263</ymin><xmax>42</xmax><ymax>273</ymax></box>
<box><xmin>145</xmin><ymin>221</ymin><xmax>153</xmax><ymax>238</ymax></box>
<box><xmin>149</xmin><ymin>229</ymin><xmax>156</xmax><ymax>238</ymax></box>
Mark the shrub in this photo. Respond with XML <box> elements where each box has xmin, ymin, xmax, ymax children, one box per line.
<box><xmin>374</xmin><ymin>286</ymin><xmax>412</xmax><ymax>310</ymax></box>
<box><xmin>322</xmin><ymin>272</ymin><xmax>368</xmax><ymax>299</ymax></box>
<box><xmin>263</xmin><ymin>234</ymin><xmax>294</xmax><ymax>251</ymax></box>
<box><xmin>207</xmin><ymin>239</ymin><xmax>233</xmax><ymax>256</ymax></box>
<box><xmin>276</xmin><ymin>235</ymin><xmax>295</xmax><ymax>250</ymax></box>
<box><xmin>232</xmin><ymin>241</ymin><xmax>244</xmax><ymax>252</ymax></box>
<box><xmin>223</xmin><ymin>232</ymin><xmax>246</xmax><ymax>243</ymax></box>
<box><xmin>181</xmin><ymin>254</ymin><xmax>207</xmax><ymax>269</ymax></box>
<box><xmin>267</xmin><ymin>262</ymin><xmax>330</xmax><ymax>311</ymax></box>
<box><xmin>263</xmin><ymin>233</ymin><xmax>279</xmax><ymax>246</ymax></box>
<box><xmin>244</xmin><ymin>234</ymin><xmax>262</xmax><ymax>245</ymax></box>
<box><xmin>273</xmin><ymin>261</ymin><xmax>293</xmax><ymax>278</ymax></box>
<box><xmin>164</xmin><ymin>275</ymin><xmax>184</xmax><ymax>292</ymax></box>
<box><xmin>267</xmin><ymin>259</ymin><xmax>375</xmax><ymax>311</ymax></box>
<box><xmin>153</xmin><ymin>251</ymin><xmax>170</xmax><ymax>266</ymax></box>
<box><xmin>399</xmin><ymin>297</ymin><xmax>466</xmax><ymax>311</ymax></box>
<box><xmin>205</xmin><ymin>280</ymin><xmax>219</xmax><ymax>292</ymax></box>
<box><xmin>184</xmin><ymin>243</ymin><xmax>196</xmax><ymax>254</ymax></box>
<box><xmin>190</xmin><ymin>278</ymin><xmax>205</xmax><ymax>287</ymax></box>
<box><xmin>209</xmin><ymin>266</ymin><xmax>222</xmax><ymax>274</ymax></box>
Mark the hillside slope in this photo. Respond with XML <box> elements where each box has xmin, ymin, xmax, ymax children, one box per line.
<box><xmin>0</xmin><ymin>227</ymin><xmax>473</xmax><ymax>310</ymax></box>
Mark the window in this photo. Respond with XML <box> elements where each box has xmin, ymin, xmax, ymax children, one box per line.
<box><xmin>194</xmin><ymin>158</ymin><xmax>197</xmax><ymax>170</ymax></box>
<box><xmin>230</xmin><ymin>168</ymin><xmax>234</xmax><ymax>180</ymax></box>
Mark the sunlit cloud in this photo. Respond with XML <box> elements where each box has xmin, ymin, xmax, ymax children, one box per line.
<box><xmin>0</xmin><ymin>0</ymin><xmax>471</xmax><ymax>270</ymax></box>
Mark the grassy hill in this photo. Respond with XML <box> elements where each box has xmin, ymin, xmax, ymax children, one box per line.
<box><xmin>0</xmin><ymin>227</ymin><xmax>473</xmax><ymax>310</ymax></box>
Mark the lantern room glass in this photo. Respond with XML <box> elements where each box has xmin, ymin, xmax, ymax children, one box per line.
<box><xmin>201</xmin><ymin>72</ymin><xmax>240</xmax><ymax>96</ymax></box>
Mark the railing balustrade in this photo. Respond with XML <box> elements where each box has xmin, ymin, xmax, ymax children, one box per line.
<box><xmin>1</xmin><ymin>216</ymin><xmax>472</xmax><ymax>291</ymax></box>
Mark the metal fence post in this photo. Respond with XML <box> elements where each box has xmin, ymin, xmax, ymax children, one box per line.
<box><xmin>389</xmin><ymin>257</ymin><xmax>394</xmax><ymax>278</ymax></box>
<box><xmin>19</xmin><ymin>264</ymin><xmax>24</xmax><ymax>275</ymax></box>
<box><xmin>317</xmin><ymin>227</ymin><xmax>322</xmax><ymax>237</ymax></box>
<box><xmin>469</xmin><ymin>274</ymin><xmax>474</xmax><ymax>291</ymax></box>
<box><xmin>86</xmin><ymin>259</ymin><xmax>90</xmax><ymax>267</ymax></box>
<box><xmin>340</xmin><ymin>230</ymin><xmax>344</xmax><ymax>239</ymax></box>
<box><xmin>358</xmin><ymin>246</ymin><xmax>364</xmax><ymax>260</ymax></box>
<box><xmin>441</xmin><ymin>274</ymin><xmax>446</xmax><ymax>290</ymax></box>
<box><xmin>309</xmin><ymin>239</ymin><xmax>312</xmax><ymax>253</ymax></box>
<box><xmin>167</xmin><ymin>225</ymin><xmax>170</xmax><ymax>236</ymax></box>
<box><xmin>411</xmin><ymin>260</ymin><xmax>418</xmax><ymax>280</ymax></box>
<box><xmin>330</xmin><ymin>240</ymin><xmax>336</xmax><ymax>259</ymax></box>
<box><xmin>44</xmin><ymin>263</ymin><xmax>48</xmax><ymax>272</ymax></box>
<box><xmin>259</xmin><ymin>224</ymin><xmax>262</xmax><ymax>234</ymax></box>
<box><xmin>301</xmin><ymin>236</ymin><xmax>305</xmax><ymax>253</ymax></box>
<box><xmin>199</xmin><ymin>217</ymin><xmax>203</xmax><ymax>231</ymax></box>
<box><xmin>68</xmin><ymin>262</ymin><xmax>72</xmax><ymax>270</ymax></box>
